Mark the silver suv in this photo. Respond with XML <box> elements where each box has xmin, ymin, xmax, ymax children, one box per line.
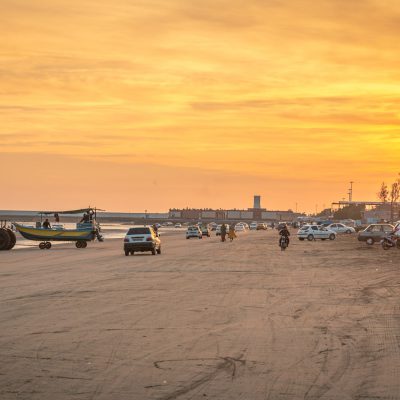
<box><xmin>124</xmin><ymin>227</ymin><xmax>161</xmax><ymax>256</ymax></box>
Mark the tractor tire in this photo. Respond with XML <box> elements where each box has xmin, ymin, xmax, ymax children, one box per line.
<box><xmin>0</xmin><ymin>229</ymin><xmax>10</xmax><ymax>250</ymax></box>
<box><xmin>6</xmin><ymin>229</ymin><xmax>16</xmax><ymax>250</ymax></box>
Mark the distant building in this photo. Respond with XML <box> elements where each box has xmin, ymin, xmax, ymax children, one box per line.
<box><xmin>253</xmin><ymin>195</ymin><xmax>261</xmax><ymax>209</ymax></box>
<box><xmin>362</xmin><ymin>204</ymin><xmax>399</xmax><ymax>223</ymax></box>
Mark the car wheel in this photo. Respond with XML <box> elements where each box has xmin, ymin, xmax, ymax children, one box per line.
<box><xmin>346</xmin><ymin>229</ymin><xmax>351</xmax><ymax>234</ymax></box>
<box><xmin>125</xmin><ymin>250</ymin><xmax>129</xmax><ymax>256</ymax></box>
<box><xmin>152</xmin><ymin>247</ymin><xmax>157</xmax><ymax>255</ymax></box>
<box><xmin>329</xmin><ymin>234</ymin><xmax>335</xmax><ymax>240</ymax></box>
<box><xmin>307</xmin><ymin>234</ymin><xmax>314</xmax><ymax>241</ymax></box>
<box><xmin>366</xmin><ymin>238</ymin><xmax>374</xmax><ymax>245</ymax></box>
<box><xmin>39</xmin><ymin>242</ymin><xmax>46</xmax><ymax>250</ymax></box>
<box><xmin>45</xmin><ymin>242</ymin><xmax>52</xmax><ymax>249</ymax></box>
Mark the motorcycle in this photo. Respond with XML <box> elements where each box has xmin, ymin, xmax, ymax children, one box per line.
<box><xmin>381</xmin><ymin>234</ymin><xmax>400</xmax><ymax>250</ymax></box>
<box><xmin>279</xmin><ymin>235</ymin><xmax>289</xmax><ymax>251</ymax></box>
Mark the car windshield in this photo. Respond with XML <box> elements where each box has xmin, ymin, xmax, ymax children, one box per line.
<box><xmin>127</xmin><ymin>228</ymin><xmax>151</xmax><ymax>235</ymax></box>
<box><xmin>300</xmin><ymin>226</ymin><xmax>309</xmax><ymax>230</ymax></box>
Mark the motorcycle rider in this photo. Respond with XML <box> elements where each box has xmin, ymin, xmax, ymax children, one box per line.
<box><xmin>387</xmin><ymin>223</ymin><xmax>400</xmax><ymax>246</ymax></box>
<box><xmin>278</xmin><ymin>223</ymin><xmax>290</xmax><ymax>247</ymax></box>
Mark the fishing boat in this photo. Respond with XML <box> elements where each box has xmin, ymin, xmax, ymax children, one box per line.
<box><xmin>14</xmin><ymin>207</ymin><xmax>104</xmax><ymax>249</ymax></box>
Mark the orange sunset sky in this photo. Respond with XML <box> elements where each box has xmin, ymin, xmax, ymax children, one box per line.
<box><xmin>1</xmin><ymin>0</ymin><xmax>399</xmax><ymax>213</ymax></box>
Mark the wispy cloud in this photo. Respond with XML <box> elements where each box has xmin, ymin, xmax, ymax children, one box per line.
<box><xmin>1</xmin><ymin>0</ymin><xmax>400</xmax><ymax>211</ymax></box>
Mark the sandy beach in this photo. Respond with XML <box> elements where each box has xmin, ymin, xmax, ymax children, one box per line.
<box><xmin>1</xmin><ymin>230</ymin><xmax>399</xmax><ymax>400</ymax></box>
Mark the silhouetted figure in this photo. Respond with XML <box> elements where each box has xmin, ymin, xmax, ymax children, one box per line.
<box><xmin>42</xmin><ymin>219</ymin><xmax>51</xmax><ymax>229</ymax></box>
<box><xmin>228</xmin><ymin>226</ymin><xmax>236</xmax><ymax>242</ymax></box>
<box><xmin>221</xmin><ymin>223</ymin><xmax>227</xmax><ymax>242</ymax></box>
<box><xmin>80</xmin><ymin>213</ymin><xmax>90</xmax><ymax>223</ymax></box>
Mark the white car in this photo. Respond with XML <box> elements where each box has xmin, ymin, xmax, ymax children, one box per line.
<box><xmin>297</xmin><ymin>225</ymin><xmax>336</xmax><ymax>241</ymax></box>
<box><xmin>326</xmin><ymin>223</ymin><xmax>355</xmax><ymax>234</ymax></box>
<box><xmin>249</xmin><ymin>222</ymin><xmax>258</xmax><ymax>230</ymax></box>
<box><xmin>175</xmin><ymin>223</ymin><xmax>182</xmax><ymax>228</ymax></box>
<box><xmin>216</xmin><ymin>224</ymin><xmax>229</xmax><ymax>236</ymax></box>
<box><xmin>186</xmin><ymin>226</ymin><xmax>202</xmax><ymax>239</ymax></box>
<box><xmin>124</xmin><ymin>226</ymin><xmax>161</xmax><ymax>256</ymax></box>
<box><xmin>235</xmin><ymin>224</ymin><xmax>246</xmax><ymax>232</ymax></box>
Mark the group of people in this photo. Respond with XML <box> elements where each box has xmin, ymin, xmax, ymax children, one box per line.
<box><xmin>40</xmin><ymin>211</ymin><xmax>95</xmax><ymax>229</ymax></box>
<box><xmin>219</xmin><ymin>223</ymin><xmax>237</xmax><ymax>242</ymax></box>
<box><xmin>218</xmin><ymin>222</ymin><xmax>291</xmax><ymax>249</ymax></box>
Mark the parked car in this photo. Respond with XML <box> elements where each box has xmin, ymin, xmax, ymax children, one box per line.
<box><xmin>235</xmin><ymin>224</ymin><xmax>246</xmax><ymax>232</ymax></box>
<box><xmin>124</xmin><ymin>226</ymin><xmax>161</xmax><ymax>256</ymax></box>
<box><xmin>326</xmin><ymin>223</ymin><xmax>356</xmax><ymax>234</ymax></box>
<box><xmin>216</xmin><ymin>224</ymin><xmax>229</xmax><ymax>236</ymax></box>
<box><xmin>249</xmin><ymin>222</ymin><xmax>258</xmax><ymax>230</ymax></box>
<box><xmin>200</xmin><ymin>225</ymin><xmax>211</xmax><ymax>237</ymax></box>
<box><xmin>186</xmin><ymin>226</ymin><xmax>202</xmax><ymax>239</ymax></box>
<box><xmin>357</xmin><ymin>224</ymin><xmax>394</xmax><ymax>245</ymax></box>
<box><xmin>257</xmin><ymin>223</ymin><xmax>268</xmax><ymax>230</ymax></box>
<box><xmin>174</xmin><ymin>223</ymin><xmax>182</xmax><ymax>228</ymax></box>
<box><xmin>209</xmin><ymin>222</ymin><xmax>218</xmax><ymax>231</ymax></box>
<box><xmin>297</xmin><ymin>225</ymin><xmax>336</xmax><ymax>241</ymax></box>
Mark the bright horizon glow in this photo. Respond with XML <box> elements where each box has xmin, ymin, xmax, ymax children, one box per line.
<box><xmin>1</xmin><ymin>0</ymin><xmax>400</xmax><ymax>213</ymax></box>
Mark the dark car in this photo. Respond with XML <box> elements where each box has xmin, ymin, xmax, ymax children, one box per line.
<box><xmin>357</xmin><ymin>224</ymin><xmax>394</xmax><ymax>245</ymax></box>
<box><xmin>124</xmin><ymin>227</ymin><xmax>161</xmax><ymax>256</ymax></box>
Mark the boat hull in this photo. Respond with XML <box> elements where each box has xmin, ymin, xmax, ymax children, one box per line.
<box><xmin>14</xmin><ymin>224</ymin><xmax>95</xmax><ymax>242</ymax></box>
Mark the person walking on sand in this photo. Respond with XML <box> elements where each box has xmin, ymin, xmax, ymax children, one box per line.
<box><xmin>228</xmin><ymin>225</ymin><xmax>236</xmax><ymax>242</ymax></box>
<box><xmin>220</xmin><ymin>223</ymin><xmax>227</xmax><ymax>242</ymax></box>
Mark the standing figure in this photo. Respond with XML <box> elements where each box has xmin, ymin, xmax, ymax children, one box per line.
<box><xmin>54</xmin><ymin>213</ymin><xmax>60</xmax><ymax>223</ymax></box>
<box><xmin>228</xmin><ymin>225</ymin><xmax>237</xmax><ymax>242</ymax></box>
<box><xmin>80</xmin><ymin>213</ymin><xmax>90</xmax><ymax>223</ymax></box>
<box><xmin>152</xmin><ymin>224</ymin><xmax>159</xmax><ymax>235</ymax></box>
<box><xmin>220</xmin><ymin>223</ymin><xmax>227</xmax><ymax>242</ymax></box>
